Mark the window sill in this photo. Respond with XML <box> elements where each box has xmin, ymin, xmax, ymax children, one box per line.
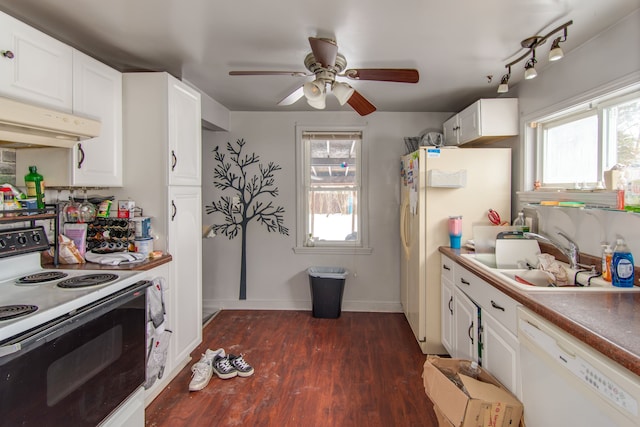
<box><xmin>293</xmin><ymin>246</ymin><xmax>373</xmax><ymax>255</ymax></box>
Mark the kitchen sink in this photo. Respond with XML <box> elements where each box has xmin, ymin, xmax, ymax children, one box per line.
<box><xmin>460</xmin><ymin>254</ymin><xmax>640</xmax><ymax>292</ymax></box>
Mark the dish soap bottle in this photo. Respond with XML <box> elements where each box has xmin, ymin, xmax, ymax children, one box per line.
<box><xmin>512</xmin><ymin>211</ymin><xmax>529</xmax><ymax>232</ymax></box>
<box><xmin>612</xmin><ymin>238</ymin><xmax>634</xmax><ymax>287</ymax></box>
<box><xmin>601</xmin><ymin>243</ymin><xmax>613</xmax><ymax>282</ymax></box>
<box><xmin>24</xmin><ymin>165</ymin><xmax>45</xmax><ymax>209</ymax></box>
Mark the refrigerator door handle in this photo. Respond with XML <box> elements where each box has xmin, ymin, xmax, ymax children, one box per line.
<box><xmin>400</xmin><ymin>197</ymin><xmax>411</xmax><ymax>256</ymax></box>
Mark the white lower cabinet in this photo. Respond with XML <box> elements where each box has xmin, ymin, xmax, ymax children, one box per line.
<box><xmin>167</xmin><ymin>185</ymin><xmax>202</xmax><ymax>367</ymax></box>
<box><xmin>482</xmin><ymin>310</ymin><xmax>521</xmax><ymax>399</ymax></box>
<box><xmin>453</xmin><ymin>286</ymin><xmax>479</xmax><ymax>362</ymax></box>
<box><xmin>441</xmin><ymin>254</ymin><xmax>521</xmax><ymax>397</ymax></box>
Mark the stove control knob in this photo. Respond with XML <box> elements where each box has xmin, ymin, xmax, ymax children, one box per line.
<box><xmin>0</xmin><ymin>239</ymin><xmax>5</xmax><ymax>248</ymax></box>
<box><xmin>32</xmin><ymin>233</ymin><xmax>41</xmax><ymax>243</ymax></box>
<box><xmin>17</xmin><ymin>235</ymin><xmax>27</xmax><ymax>245</ymax></box>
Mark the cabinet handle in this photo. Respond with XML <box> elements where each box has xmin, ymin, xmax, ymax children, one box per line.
<box><xmin>171</xmin><ymin>200</ymin><xmax>177</xmax><ymax>221</ymax></box>
<box><xmin>448</xmin><ymin>296</ymin><xmax>453</xmax><ymax>315</ymax></box>
<box><xmin>1</xmin><ymin>50</ymin><xmax>14</xmax><ymax>59</ymax></box>
<box><xmin>460</xmin><ymin>278</ymin><xmax>470</xmax><ymax>286</ymax></box>
<box><xmin>443</xmin><ymin>264</ymin><xmax>451</xmax><ymax>271</ymax></box>
<box><xmin>77</xmin><ymin>143</ymin><xmax>85</xmax><ymax>169</ymax></box>
<box><xmin>453</xmin><ymin>126</ymin><xmax>460</xmax><ymax>131</ymax></box>
<box><xmin>490</xmin><ymin>300</ymin><xmax>505</xmax><ymax>311</ymax></box>
<box><xmin>171</xmin><ymin>150</ymin><xmax>177</xmax><ymax>171</ymax></box>
<box><xmin>468</xmin><ymin>322</ymin><xmax>474</xmax><ymax>344</ymax></box>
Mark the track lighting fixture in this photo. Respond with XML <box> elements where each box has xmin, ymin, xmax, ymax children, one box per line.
<box><xmin>498</xmin><ymin>20</ymin><xmax>572</xmax><ymax>91</ymax></box>
<box><xmin>524</xmin><ymin>51</ymin><xmax>537</xmax><ymax>80</ymax></box>
<box><xmin>548</xmin><ymin>28</ymin><xmax>567</xmax><ymax>61</ymax></box>
<box><xmin>497</xmin><ymin>67</ymin><xmax>510</xmax><ymax>93</ymax></box>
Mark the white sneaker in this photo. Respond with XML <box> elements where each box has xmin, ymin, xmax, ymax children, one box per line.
<box><xmin>189</xmin><ymin>348</ymin><xmax>225</xmax><ymax>391</ymax></box>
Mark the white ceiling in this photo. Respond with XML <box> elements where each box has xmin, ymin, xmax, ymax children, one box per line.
<box><xmin>0</xmin><ymin>0</ymin><xmax>638</xmax><ymax>114</ymax></box>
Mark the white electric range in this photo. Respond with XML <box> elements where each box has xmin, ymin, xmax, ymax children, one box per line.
<box><xmin>0</xmin><ymin>225</ymin><xmax>150</xmax><ymax>427</ymax></box>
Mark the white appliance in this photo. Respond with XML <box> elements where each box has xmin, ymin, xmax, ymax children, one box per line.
<box><xmin>0</xmin><ymin>96</ymin><xmax>100</xmax><ymax>148</ymax></box>
<box><xmin>400</xmin><ymin>147</ymin><xmax>511</xmax><ymax>353</ymax></box>
<box><xmin>0</xmin><ymin>226</ymin><xmax>149</xmax><ymax>426</ymax></box>
<box><xmin>518</xmin><ymin>307</ymin><xmax>640</xmax><ymax>427</ymax></box>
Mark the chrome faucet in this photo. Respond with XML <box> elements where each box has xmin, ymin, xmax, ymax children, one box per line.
<box><xmin>523</xmin><ymin>231</ymin><xmax>580</xmax><ymax>269</ymax></box>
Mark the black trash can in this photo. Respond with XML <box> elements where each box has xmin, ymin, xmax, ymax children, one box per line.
<box><xmin>307</xmin><ymin>267</ymin><xmax>348</xmax><ymax>318</ymax></box>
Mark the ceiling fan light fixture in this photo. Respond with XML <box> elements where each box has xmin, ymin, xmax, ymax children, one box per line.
<box><xmin>332</xmin><ymin>81</ymin><xmax>355</xmax><ymax>105</ymax></box>
<box><xmin>303</xmin><ymin>80</ymin><xmax>325</xmax><ymax>101</ymax></box>
<box><xmin>306</xmin><ymin>94</ymin><xmax>326</xmax><ymax>109</ymax></box>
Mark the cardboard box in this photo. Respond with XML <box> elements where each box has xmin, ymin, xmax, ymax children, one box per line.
<box><xmin>423</xmin><ymin>356</ymin><xmax>523</xmax><ymax>427</ymax></box>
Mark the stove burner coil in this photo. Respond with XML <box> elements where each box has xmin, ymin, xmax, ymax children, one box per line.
<box><xmin>57</xmin><ymin>273</ymin><xmax>120</xmax><ymax>289</ymax></box>
<box><xmin>0</xmin><ymin>304</ymin><xmax>38</xmax><ymax>321</ymax></box>
<box><xmin>16</xmin><ymin>271</ymin><xmax>69</xmax><ymax>284</ymax></box>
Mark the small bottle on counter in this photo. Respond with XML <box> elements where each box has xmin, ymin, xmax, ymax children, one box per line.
<box><xmin>512</xmin><ymin>211</ymin><xmax>529</xmax><ymax>232</ymax></box>
<box><xmin>601</xmin><ymin>242</ymin><xmax>613</xmax><ymax>282</ymax></box>
<box><xmin>24</xmin><ymin>165</ymin><xmax>45</xmax><ymax>209</ymax></box>
<box><xmin>612</xmin><ymin>238</ymin><xmax>634</xmax><ymax>287</ymax></box>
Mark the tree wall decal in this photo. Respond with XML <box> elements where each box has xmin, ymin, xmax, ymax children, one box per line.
<box><xmin>205</xmin><ymin>138</ymin><xmax>288</xmax><ymax>300</ymax></box>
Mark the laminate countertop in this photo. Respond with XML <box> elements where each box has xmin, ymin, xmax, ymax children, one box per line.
<box><xmin>440</xmin><ymin>246</ymin><xmax>640</xmax><ymax>378</ymax></box>
<box><xmin>42</xmin><ymin>253</ymin><xmax>173</xmax><ymax>271</ymax></box>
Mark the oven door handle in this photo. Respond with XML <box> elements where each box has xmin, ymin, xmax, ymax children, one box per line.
<box><xmin>0</xmin><ymin>280</ymin><xmax>151</xmax><ymax>359</ymax></box>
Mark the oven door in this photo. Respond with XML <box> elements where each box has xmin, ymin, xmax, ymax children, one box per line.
<box><xmin>0</xmin><ymin>281</ymin><xmax>150</xmax><ymax>427</ymax></box>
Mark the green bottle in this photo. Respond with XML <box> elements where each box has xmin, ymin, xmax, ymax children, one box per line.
<box><xmin>24</xmin><ymin>165</ymin><xmax>45</xmax><ymax>209</ymax></box>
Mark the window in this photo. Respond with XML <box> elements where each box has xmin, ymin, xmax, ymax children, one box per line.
<box><xmin>535</xmin><ymin>89</ymin><xmax>640</xmax><ymax>188</ymax></box>
<box><xmin>295</xmin><ymin>128</ymin><xmax>370</xmax><ymax>252</ymax></box>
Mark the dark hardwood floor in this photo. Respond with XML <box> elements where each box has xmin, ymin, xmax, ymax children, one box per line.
<box><xmin>145</xmin><ymin>310</ymin><xmax>438</xmax><ymax>427</ymax></box>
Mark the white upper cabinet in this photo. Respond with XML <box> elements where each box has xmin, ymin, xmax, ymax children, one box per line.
<box><xmin>168</xmin><ymin>79</ymin><xmax>201</xmax><ymax>186</ymax></box>
<box><xmin>0</xmin><ymin>11</ymin><xmax>73</xmax><ymax>110</ymax></box>
<box><xmin>71</xmin><ymin>50</ymin><xmax>123</xmax><ymax>187</ymax></box>
<box><xmin>15</xmin><ymin>50</ymin><xmax>123</xmax><ymax>187</ymax></box>
<box><xmin>443</xmin><ymin>98</ymin><xmax>518</xmax><ymax>146</ymax></box>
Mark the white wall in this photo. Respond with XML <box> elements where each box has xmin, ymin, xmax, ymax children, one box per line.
<box><xmin>201</xmin><ymin>111</ymin><xmax>450</xmax><ymax>313</ymax></box>
<box><xmin>512</xmin><ymin>10</ymin><xmax>640</xmax><ymax>261</ymax></box>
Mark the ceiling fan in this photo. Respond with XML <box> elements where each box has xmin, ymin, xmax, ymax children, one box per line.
<box><xmin>229</xmin><ymin>37</ymin><xmax>419</xmax><ymax>116</ymax></box>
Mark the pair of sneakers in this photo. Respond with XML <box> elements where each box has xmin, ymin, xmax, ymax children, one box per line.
<box><xmin>189</xmin><ymin>348</ymin><xmax>254</xmax><ymax>391</ymax></box>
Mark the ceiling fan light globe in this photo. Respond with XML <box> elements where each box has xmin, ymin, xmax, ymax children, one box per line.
<box><xmin>303</xmin><ymin>81</ymin><xmax>324</xmax><ymax>100</ymax></box>
<box><xmin>332</xmin><ymin>82</ymin><xmax>355</xmax><ymax>105</ymax></box>
<box><xmin>307</xmin><ymin>95</ymin><xmax>326</xmax><ymax>109</ymax></box>
<box><xmin>549</xmin><ymin>47</ymin><xmax>564</xmax><ymax>61</ymax></box>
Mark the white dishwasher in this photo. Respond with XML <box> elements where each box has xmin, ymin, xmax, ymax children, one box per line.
<box><xmin>518</xmin><ymin>307</ymin><xmax>640</xmax><ymax>427</ymax></box>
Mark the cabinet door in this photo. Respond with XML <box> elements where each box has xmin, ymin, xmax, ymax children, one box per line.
<box><xmin>0</xmin><ymin>11</ymin><xmax>72</xmax><ymax>110</ymax></box>
<box><xmin>458</xmin><ymin>101</ymin><xmax>480</xmax><ymax>144</ymax></box>
<box><xmin>441</xmin><ymin>274</ymin><xmax>455</xmax><ymax>356</ymax></box>
<box><xmin>453</xmin><ymin>287</ymin><xmax>479</xmax><ymax>362</ymax></box>
<box><xmin>442</xmin><ymin>114</ymin><xmax>459</xmax><ymax>146</ymax></box>
<box><xmin>482</xmin><ymin>310</ymin><xmax>521</xmax><ymax>399</ymax></box>
<box><xmin>167</xmin><ymin>78</ymin><xmax>201</xmax><ymax>186</ymax></box>
<box><xmin>72</xmin><ymin>50</ymin><xmax>123</xmax><ymax>187</ymax></box>
<box><xmin>167</xmin><ymin>185</ymin><xmax>202</xmax><ymax>366</ymax></box>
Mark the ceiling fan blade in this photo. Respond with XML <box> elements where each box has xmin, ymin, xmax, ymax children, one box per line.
<box><xmin>308</xmin><ymin>37</ymin><xmax>338</xmax><ymax>68</ymax></box>
<box><xmin>278</xmin><ymin>86</ymin><xmax>304</xmax><ymax>106</ymax></box>
<box><xmin>229</xmin><ymin>71</ymin><xmax>310</xmax><ymax>77</ymax></box>
<box><xmin>343</xmin><ymin>68</ymin><xmax>419</xmax><ymax>83</ymax></box>
<box><xmin>347</xmin><ymin>90</ymin><xmax>377</xmax><ymax>116</ymax></box>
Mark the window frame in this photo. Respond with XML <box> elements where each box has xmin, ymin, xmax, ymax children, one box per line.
<box><xmin>294</xmin><ymin>125</ymin><xmax>371</xmax><ymax>254</ymax></box>
<box><xmin>528</xmin><ymin>81</ymin><xmax>640</xmax><ymax>190</ymax></box>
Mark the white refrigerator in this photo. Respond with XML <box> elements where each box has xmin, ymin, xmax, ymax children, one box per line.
<box><xmin>400</xmin><ymin>147</ymin><xmax>511</xmax><ymax>354</ymax></box>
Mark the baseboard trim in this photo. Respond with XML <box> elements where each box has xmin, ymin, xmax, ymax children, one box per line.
<box><xmin>203</xmin><ymin>299</ymin><xmax>402</xmax><ymax>313</ymax></box>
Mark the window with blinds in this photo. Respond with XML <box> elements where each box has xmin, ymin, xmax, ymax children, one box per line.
<box><xmin>301</xmin><ymin>130</ymin><xmax>363</xmax><ymax>246</ymax></box>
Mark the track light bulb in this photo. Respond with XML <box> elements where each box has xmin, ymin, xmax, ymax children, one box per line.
<box><xmin>524</xmin><ymin>56</ymin><xmax>537</xmax><ymax>80</ymax></box>
<box><xmin>549</xmin><ymin>37</ymin><xmax>564</xmax><ymax>61</ymax></box>
<box><xmin>497</xmin><ymin>71</ymin><xmax>510</xmax><ymax>93</ymax></box>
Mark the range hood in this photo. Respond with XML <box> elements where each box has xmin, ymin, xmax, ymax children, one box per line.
<box><xmin>0</xmin><ymin>96</ymin><xmax>101</xmax><ymax>149</ymax></box>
